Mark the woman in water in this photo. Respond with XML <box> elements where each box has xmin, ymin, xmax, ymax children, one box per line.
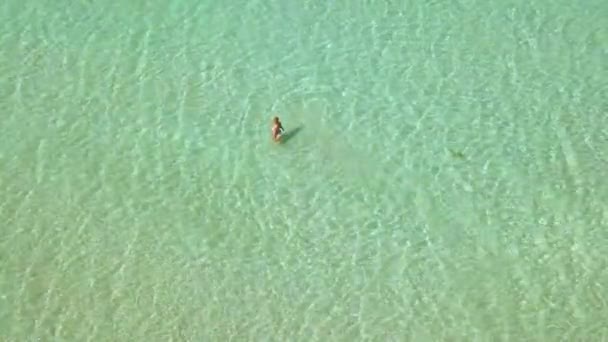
<box><xmin>271</xmin><ymin>116</ymin><xmax>284</xmax><ymax>142</ymax></box>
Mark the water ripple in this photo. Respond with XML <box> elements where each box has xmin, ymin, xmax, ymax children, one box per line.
<box><xmin>0</xmin><ymin>0</ymin><xmax>607</xmax><ymax>340</ymax></box>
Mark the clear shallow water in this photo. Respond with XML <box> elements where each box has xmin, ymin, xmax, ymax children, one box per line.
<box><xmin>1</xmin><ymin>0</ymin><xmax>607</xmax><ymax>340</ymax></box>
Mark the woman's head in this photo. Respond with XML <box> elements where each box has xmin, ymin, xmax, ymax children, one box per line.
<box><xmin>273</xmin><ymin>116</ymin><xmax>280</xmax><ymax>124</ymax></box>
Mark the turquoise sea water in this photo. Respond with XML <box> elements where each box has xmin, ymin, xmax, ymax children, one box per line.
<box><xmin>1</xmin><ymin>0</ymin><xmax>607</xmax><ymax>340</ymax></box>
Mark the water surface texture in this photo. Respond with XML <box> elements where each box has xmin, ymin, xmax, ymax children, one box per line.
<box><xmin>1</xmin><ymin>0</ymin><xmax>607</xmax><ymax>340</ymax></box>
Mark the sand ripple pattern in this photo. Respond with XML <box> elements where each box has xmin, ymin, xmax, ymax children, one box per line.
<box><xmin>1</xmin><ymin>0</ymin><xmax>607</xmax><ymax>340</ymax></box>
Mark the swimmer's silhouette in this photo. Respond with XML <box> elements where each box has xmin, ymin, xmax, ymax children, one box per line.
<box><xmin>271</xmin><ymin>116</ymin><xmax>284</xmax><ymax>142</ymax></box>
<box><xmin>270</xmin><ymin>116</ymin><xmax>303</xmax><ymax>144</ymax></box>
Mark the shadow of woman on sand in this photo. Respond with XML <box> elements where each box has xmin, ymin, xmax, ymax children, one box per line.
<box><xmin>280</xmin><ymin>125</ymin><xmax>304</xmax><ymax>144</ymax></box>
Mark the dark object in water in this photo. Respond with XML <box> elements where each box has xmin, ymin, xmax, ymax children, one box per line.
<box><xmin>449</xmin><ymin>148</ymin><xmax>465</xmax><ymax>159</ymax></box>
